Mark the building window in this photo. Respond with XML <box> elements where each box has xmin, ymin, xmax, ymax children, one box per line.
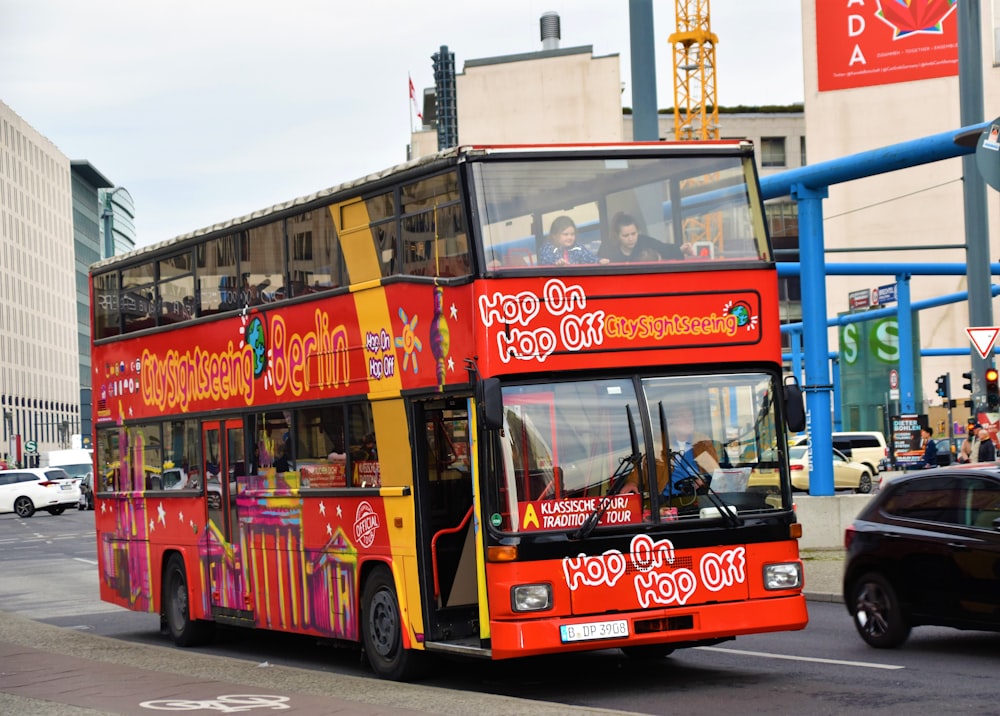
<box><xmin>760</xmin><ymin>137</ymin><xmax>786</xmax><ymax>167</ymax></box>
<box><xmin>800</xmin><ymin>136</ymin><xmax>807</xmax><ymax>166</ymax></box>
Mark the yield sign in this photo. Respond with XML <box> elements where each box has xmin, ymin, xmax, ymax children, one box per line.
<box><xmin>967</xmin><ymin>327</ymin><xmax>1000</xmax><ymax>359</ymax></box>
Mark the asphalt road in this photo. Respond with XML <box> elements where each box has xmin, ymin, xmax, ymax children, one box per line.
<box><xmin>3</xmin><ymin>509</ymin><xmax>1000</xmax><ymax>715</ymax></box>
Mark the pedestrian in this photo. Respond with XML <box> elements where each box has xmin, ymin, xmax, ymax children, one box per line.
<box><xmin>919</xmin><ymin>426</ymin><xmax>937</xmax><ymax>468</ymax></box>
<box><xmin>977</xmin><ymin>428</ymin><xmax>996</xmax><ymax>462</ymax></box>
<box><xmin>958</xmin><ymin>427</ymin><xmax>976</xmax><ymax>463</ymax></box>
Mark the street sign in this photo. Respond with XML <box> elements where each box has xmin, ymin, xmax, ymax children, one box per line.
<box><xmin>848</xmin><ymin>289</ymin><xmax>871</xmax><ymax>311</ymax></box>
<box><xmin>872</xmin><ymin>283</ymin><xmax>897</xmax><ymax>306</ymax></box>
<box><xmin>24</xmin><ymin>440</ymin><xmax>37</xmax><ymax>455</ymax></box>
<box><xmin>967</xmin><ymin>327</ymin><xmax>1000</xmax><ymax>359</ymax></box>
<box><xmin>889</xmin><ymin>369</ymin><xmax>899</xmax><ymax>389</ymax></box>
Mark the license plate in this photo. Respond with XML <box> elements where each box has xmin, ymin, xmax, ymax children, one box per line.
<box><xmin>560</xmin><ymin>619</ymin><xmax>629</xmax><ymax>643</ymax></box>
<box><xmin>59</xmin><ymin>484</ymin><xmax>72</xmax><ymax>491</ymax></box>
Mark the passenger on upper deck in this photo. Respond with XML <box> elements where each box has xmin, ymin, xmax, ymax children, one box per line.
<box><xmin>599</xmin><ymin>212</ymin><xmax>693</xmax><ymax>264</ymax></box>
<box><xmin>537</xmin><ymin>216</ymin><xmax>606</xmax><ymax>266</ymax></box>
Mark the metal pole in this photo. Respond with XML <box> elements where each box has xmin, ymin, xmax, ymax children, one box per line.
<box><xmin>957</xmin><ymin>0</ymin><xmax>993</xmax><ymax>412</ymax></box>
<box><xmin>629</xmin><ymin>0</ymin><xmax>658</xmax><ymax>141</ymax></box>
<box><xmin>792</xmin><ymin>182</ymin><xmax>834</xmax><ymax>495</ymax></box>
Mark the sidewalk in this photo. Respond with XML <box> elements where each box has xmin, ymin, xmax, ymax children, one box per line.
<box><xmin>800</xmin><ymin>548</ymin><xmax>846</xmax><ymax>604</ymax></box>
<box><xmin>0</xmin><ymin>610</ymin><xmax>637</xmax><ymax>716</ymax></box>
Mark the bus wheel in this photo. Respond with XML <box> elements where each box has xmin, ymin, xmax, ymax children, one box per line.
<box><xmin>620</xmin><ymin>644</ymin><xmax>674</xmax><ymax>660</ymax></box>
<box><xmin>164</xmin><ymin>554</ymin><xmax>214</xmax><ymax>647</ymax></box>
<box><xmin>361</xmin><ymin>567</ymin><xmax>426</xmax><ymax>681</ymax></box>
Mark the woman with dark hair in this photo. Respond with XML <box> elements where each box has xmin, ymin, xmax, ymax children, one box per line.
<box><xmin>599</xmin><ymin>212</ymin><xmax>690</xmax><ymax>263</ymax></box>
<box><xmin>537</xmin><ymin>215</ymin><xmax>603</xmax><ymax>266</ymax></box>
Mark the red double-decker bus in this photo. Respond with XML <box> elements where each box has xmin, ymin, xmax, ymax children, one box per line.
<box><xmin>90</xmin><ymin>141</ymin><xmax>807</xmax><ymax>680</ymax></box>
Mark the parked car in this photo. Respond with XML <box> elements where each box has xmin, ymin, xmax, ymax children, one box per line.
<box><xmin>77</xmin><ymin>472</ymin><xmax>94</xmax><ymax>511</ymax></box>
<box><xmin>843</xmin><ymin>464</ymin><xmax>1000</xmax><ymax>648</ymax></box>
<box><xmin>0</xmin><ymin>467</ymin><xmax>81</xmax><ymax>518</ymax></box>
<box><xmin>788</xmin><ymin>445</ymin><xmax>874</xmax><ymax>493</ymax></box>
<box><xmin>792</xmin><ymin>431</ymin><xmax>888</xmax><ymax>475</ymax></box>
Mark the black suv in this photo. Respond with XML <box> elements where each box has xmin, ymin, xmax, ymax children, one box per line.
<box><xmin>843</xmin><ymin>464</ymin><xmax>1000</xmax><ymax>648</ymax></box>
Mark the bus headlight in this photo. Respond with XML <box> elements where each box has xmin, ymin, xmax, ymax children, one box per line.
<box><xmin>763</xmin><ymin>562</ymin><xmax>802</xmax><ymax>590</ymax></box>
<box><xmin>511</xmin><ymin>583</ymin><xmax>552</xmax><ymax>612</ymax></box>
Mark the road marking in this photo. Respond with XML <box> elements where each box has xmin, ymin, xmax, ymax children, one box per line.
<box><xmin>74</xmin><ymin>557</ymin><xmax>98</xmax><ymax>565</ymax></box>
<box><xmin>696</xmin><ymin>646</ymin><xmax>905</xmax><ymax>670</ymax></box>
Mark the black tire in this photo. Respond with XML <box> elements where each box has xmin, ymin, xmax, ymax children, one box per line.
<box><xmin>47</xmin><ymin>506</ymin><xmax>66</xmax><ymax>515</ymax></box>
<box><xmin>856</xmin><ymin>471</ymin><xmax>873</xmax><ymax>494</ymax></box>
<box><xmin>621</xmin><ymin>644</ymin><xmax>675</xmax><ymax>660</ymax></box>
<box><xmin>78</xmin><ymin>502</ymin><xmax>85</xmax><ymax>511</ymax></box>
<box><xmin>163</xmin><ymin>554</ymin><xmax>214</xmax><ymax>647</ymax></box>
<box><xmin>361</xmin><ymin>567</ymin><xmax>427</xmax><ymax>681</ymax></box>
<box><xmin>13</xmin><ymin>496</ymin><xmax>35</xmax><ymax>518</ymax></box>
<box><xmin>850</xmin><ymin>572</ymin><xmax>910</xmax><ymax>648</ymax></box>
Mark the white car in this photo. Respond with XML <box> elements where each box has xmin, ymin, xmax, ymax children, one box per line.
<box><xmin>0</xmin><ymin>467</ymin><xmax>81</xmax><ymax>517</ymax></box>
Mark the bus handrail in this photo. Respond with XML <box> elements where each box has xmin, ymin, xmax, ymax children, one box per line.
<box><xmin>431</xmin><ymin>505</ymin><xmax>475</xmax><ymax>602</ymax></box>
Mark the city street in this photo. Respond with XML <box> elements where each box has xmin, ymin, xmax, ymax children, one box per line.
<box><xmin>2</xmin><ymin>510</ymin><xmax>999</xmax><ymax>715</ymax></box>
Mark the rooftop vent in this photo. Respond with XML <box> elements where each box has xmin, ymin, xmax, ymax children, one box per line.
<box><xmin>540</xmin><ymin>11</ymin><xmax>560</xmax><ymax>51</ymax></box>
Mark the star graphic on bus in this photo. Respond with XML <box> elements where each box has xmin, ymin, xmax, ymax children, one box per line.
<box><xmin>395</xmin><ymin>308</ymin><xmax>423</xmax><ymax>374</ymax></box>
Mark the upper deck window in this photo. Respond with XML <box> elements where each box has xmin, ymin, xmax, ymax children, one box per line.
<box><xmin>471</xmin><ymin>153</ymin><xmax>770</xmax><ymax>271</ymax></box>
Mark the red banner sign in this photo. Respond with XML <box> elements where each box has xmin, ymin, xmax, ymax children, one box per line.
<box><xmin>816</xmin><ymin>0</ymin><xmax>958</xmax><ymax>92</ymax></box>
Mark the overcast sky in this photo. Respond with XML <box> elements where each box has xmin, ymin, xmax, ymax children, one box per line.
<box><xmin>0</xmin><ymin>0</ymin><xmax>804</xmax><ymax>246</ymax></box>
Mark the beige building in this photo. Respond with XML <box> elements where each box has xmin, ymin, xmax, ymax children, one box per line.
<box><xmin>410</xmin><ymin>44</ymin><xmax>623</xmax><ymax>158</ymax></box>
<box><xmin>801</xmin><ymin>0</ymin><xmax>1000</xmax><ymax>411</ymax></box>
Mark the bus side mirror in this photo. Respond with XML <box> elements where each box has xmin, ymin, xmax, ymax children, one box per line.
<box><xmin>784</xmin><ymin>375</ymin><xmax>806</xmax><ymax>433</ymax></box>
<box><xmin>479</xmin><ymin>377</ymin><xmax>503</xmax><ymax>431</ymax></box>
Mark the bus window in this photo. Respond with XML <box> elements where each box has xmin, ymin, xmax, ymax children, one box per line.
<box><xmin>126</xmin><ymin>423</ymin><xmax>162</xmax><ymax>491</ymax></box>
<box><xmin>197</xmin><ymin>233</ymin><xmax>240</xmax><ymax>315</ymax></box>
<box><xmin>252</xmin><ymin>411</ymin><xmax>291</xmax><ymax>476</ymax></box>
<box><xmin>162</xmin><ymin>418</ymin><xmax>200</xmax><ymax>490</ymax></box>
<box><xmin>349</xmin><ymin>403</ymin><xmax>379</xmax><ymax>487</ymax></box>
<box><xmin>245</xmin><ymin>220</ymin><xmax>285</xmax><ymax>304</ymax></box>
<box><xmin>293</xmin><ymin>405</ymin><xmax>349</xmax><ymax>488</ymax></box>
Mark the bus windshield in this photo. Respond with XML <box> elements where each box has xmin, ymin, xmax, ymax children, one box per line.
<box><xmin>471</xmin><ymin>152</ymin><xmax>769</xmax><ymax>269</ymax></box>
<box><xmin>489</xmin><ymin>371</ymin><xmax>785</xmax><ymax>534</ymax></box>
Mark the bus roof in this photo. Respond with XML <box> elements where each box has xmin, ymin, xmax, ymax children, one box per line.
<box><xmin>92</xmin><ymin>140</ymin><xmax>754</xmax><ymax>271</ymax></box>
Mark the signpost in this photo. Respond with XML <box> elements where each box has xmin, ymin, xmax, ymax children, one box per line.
<box><xmin>889</xmin><ymin>369</ymin><xmax>900</xmax><ymax>401</ymax></box>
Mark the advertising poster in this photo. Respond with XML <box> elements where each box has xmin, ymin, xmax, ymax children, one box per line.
<box><xmin>816</xmin><ymin>0</ymin><xmax>958</xmax><ymax>92</ymax></box>
<box><xmin>891</xmin><ymin>413</ymin><xmax>927</xmax><ymax>468</ymax></box>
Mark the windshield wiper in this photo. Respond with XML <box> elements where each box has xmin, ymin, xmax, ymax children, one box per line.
<box><xmin>574</xmin><ymin>406</ymin><xmax>643</xmax><ymax>540</ymax></box>
<box><xmin>674</xmin><ymin>473</ymin><xmax>743</xmax><ymax>528</ymax></box>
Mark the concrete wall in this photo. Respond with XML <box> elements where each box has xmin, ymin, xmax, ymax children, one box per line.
<box><xmin>795</xmin><ymin>493</ymin><xmax>874</xmax><ymax>550</ymax></box>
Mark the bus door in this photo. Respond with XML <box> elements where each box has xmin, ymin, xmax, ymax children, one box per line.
<box><xmin>416</xmin><ymin>398</ymin><xmax>480</xmax><ymax>643</ymax></box>
<box><xmin>202</xmin><ymin>419</ymin><xmax>247</xmax><ymax>612</ymax></box>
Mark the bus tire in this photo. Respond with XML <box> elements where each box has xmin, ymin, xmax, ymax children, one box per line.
<box><xmin>164</xmin><ymin>554</ymin><xmax>214</xmax><ymax>647</ymax></box>
<box><xmin>361</xmin><ymin>566</ymin><xmax>427</xmax><ymax>681</ymax></box>
<box><xmin>620</xmin><ymin>644</ymin><xmax>674</xmax><ymax>660</ymax></box>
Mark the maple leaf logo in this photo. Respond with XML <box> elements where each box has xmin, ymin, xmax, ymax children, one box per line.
<box><xmin>875</xmin><ymin>0</ymin><xmax>957</xmax><ymax>39</ymax></box>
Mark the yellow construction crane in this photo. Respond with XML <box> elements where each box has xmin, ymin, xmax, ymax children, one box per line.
<box><xmin>669</xmin><ymin>0</ymin><xmax>719</xmax><ymax>141</ymax></box>
<box><xmin>669</xmin><ymin>0</ymin><xmax>722</xmax><ymax>253</ymax></box>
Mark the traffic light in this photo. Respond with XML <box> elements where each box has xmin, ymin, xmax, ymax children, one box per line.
<box><xmin>962</xmin><ymin>371</ymin><xmax>974</xmax><ymax>393</ymax></box>
<box><xmin>935</xmin><ymin>374</ymin><xmax>949</xmax><ymax>398</ymax></box>
<box><xmin>986</xmin><ymin>368</ymin><xmax>999</xmax><ymax>409</ymax></box>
